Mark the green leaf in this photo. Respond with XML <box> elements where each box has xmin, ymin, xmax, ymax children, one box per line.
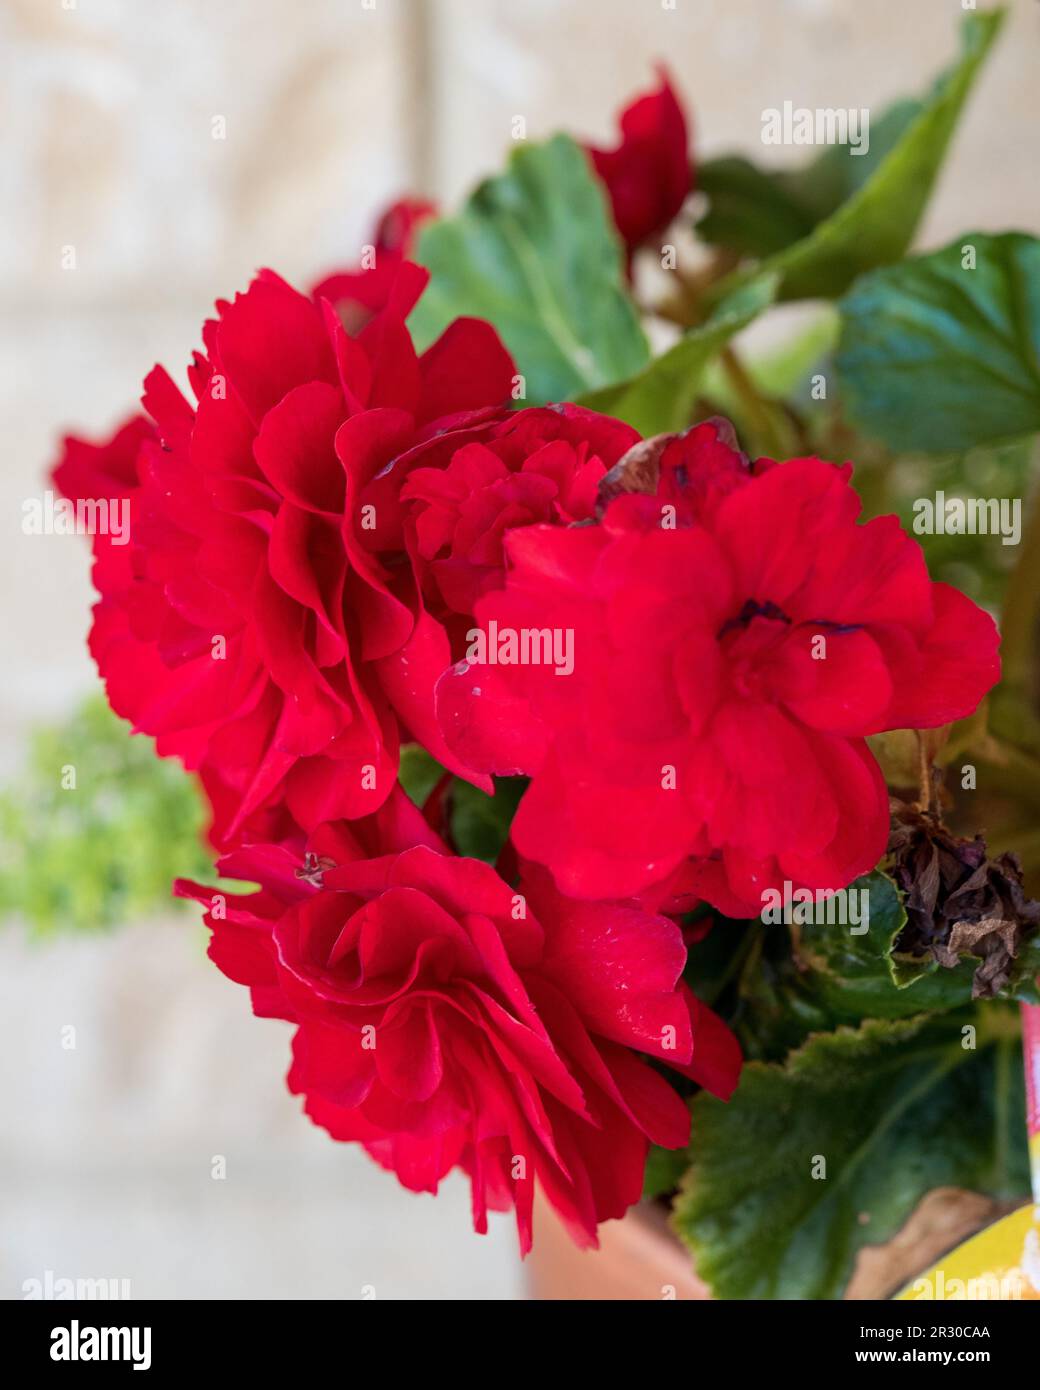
<box><xmin>398</xmin><ymin>744</ymin><xmax>445</xmax><ymax>808</ymax></box>
<box><xmin>891</xmin><ymin>933</ymin><xmax>1040</xmax><ymax>1007</ymax></box>
<box><xmin>674</xmin><ymin>1009</ymin><xmax>1030</xmax><ymax>1299</ymax></box>
<box><xmin>695</xmin><ymin>871</ymin><xmax>1040</xmax><ymax>1065</ymax></box>
<box><xmin>835</xmin><ymin>232</ymin><xmax>1040</xmax><ymax>452</ymax></box>
<box><xmin>802</xmin><ymin>871</ymin><xmax>1040</xmax><ymax>1012</ymax></box>
<box><xmin>449</xmin><ymin>778</ymin><xmax>526</xmax><ymax>863</ymax></box>
<box><xmin>738</xmin><ymin>872</ymin><xmax>948</xmax><ymax>1060</ymax></box>
<box><xmin>696</xmin><ymin>100</ymin><xmax>921</xmax><ymax>260</ymax></box>
<box><xmin>397</xmin><ymin>750</ymin><xmax>527</xmax><ymax>866</ymax></box>
<box><xmin>797</xmin><ymin>871</ymin><xmax>984</xmax><ymax>1017</ymax></box>
<box><xmin>696</xmin><ymin>157</ymin><xmax>820</xmax><ymax>261</ymax></box>
<box><xmin>577</xmin><ymin>273</ymin><xmax>778</xmax><ymax>435</ymax></box>
<box><xmin>0</xmin><ymin>696</ymin><xmax>212</xmax><ymax>934</ymax></box>
<box><xmin>707</xmin><ymin>8</ymin><xmax>1006</xmax><ymax>304</ymax></box>
<box><xmin>409</xmin><ymin>134</ymin><xmax>649</xmax><ymax>404</ymax></box>
<box><xmin>643</xmin><ymin>1142</ymin><xmax>691</xmax><ymax>1201</ymax></box>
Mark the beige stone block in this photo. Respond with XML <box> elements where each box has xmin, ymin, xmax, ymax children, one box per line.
<box><xmin>0</xmin><ymin>0</ymin><xmax>419</xmax><ymax>307</ymax></box>
<box><xmin>0</xmin><ymin>917</ymin><xmax>523</xmax><ymax>1298</ymax></box>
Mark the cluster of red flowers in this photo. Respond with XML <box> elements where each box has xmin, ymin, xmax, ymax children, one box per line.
<box><xmin>54</xmin><ymin>74</ymin><xmax>999</xmax><ymax>1251</ymax></box>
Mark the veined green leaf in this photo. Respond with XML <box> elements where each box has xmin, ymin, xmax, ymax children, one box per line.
<box><xmin>409</xmin><ymin>135</ymin><xmax>649</xmax><ymax>404</ymax></box>
<box><xmin>674</xmin><ymin>1009</ymin><xmax>1030</xmax><ymax>1299</ymax></box>
<box><xmin>836</xmin><ymin>232</ymin><xmax>1040</xmax><ymax>452</ymax></box>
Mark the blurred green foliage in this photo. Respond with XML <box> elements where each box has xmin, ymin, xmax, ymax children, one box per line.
<box><xmin>702</xmin><ymin>9</ymin><xmax>1005</xmax><ymax>304</ymax></box>
<box><xmin>0</xmin><ymin>696</ymin><xmax>212</xmax><ymax>934</ymax></box>
<box><xmin>883</xmin><ymin>439</ymin><xmax>1034</xmax><ymax>609</ymax></box>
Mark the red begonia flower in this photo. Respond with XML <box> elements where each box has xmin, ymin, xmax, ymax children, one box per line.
<box><xmin>176</xmin><ymin>830</ymin><xmax>739</xmax><ymax>1253</ymax></box>
<box><xmin>311</xmin><ymin>197</ymin><xmax>437</xmax><ymax>330</ymax></box>
<box><xmin>53</xmin><ymin>263</ymin><xmax>514</xmax><ymax>846</ymax></box>
<box><xmin>587</xmin><ymin>68</ymin><xmax>690</xmax><ymax>258</ymax></box>
<box><xmin>401</xmin><ymin>404</ymin><xmax>640</xmax><ymax>617</ymax></box>
<box><xmin>436</xmin><ymin>421</ymin><xmax>1001</xmax><ymax>916</ymax></box>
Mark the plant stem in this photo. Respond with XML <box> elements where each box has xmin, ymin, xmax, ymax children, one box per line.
<box><xmin>916</xmin><ymin>730</ymin><xmax>932</xmax><ymax>813</ymax></box>
<box><xmin>653</xmin><ymin>248</ymin><xmax>742</xmax><ymax>330</ymax></box>
<box><xmin>719</xmin><ymin>346</ymin><xmax>788</xmax><ymax>457</ymax></box>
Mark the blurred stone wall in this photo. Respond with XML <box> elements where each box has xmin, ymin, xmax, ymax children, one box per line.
<box><xmin>3</xmin><ymin>0</ymin><xmax>1038</xmax><ymax>748</ymax></box>
<box><xmin>1</xmin><ymin>0</ymin><xmax>1037</xmax><ymax>1301</ymax></box>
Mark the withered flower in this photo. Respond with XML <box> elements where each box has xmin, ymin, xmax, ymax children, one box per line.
<box><xmin>889</xmin><ymin>804</ymin><xmax>1040</xmax><ymax>998</ymax></box>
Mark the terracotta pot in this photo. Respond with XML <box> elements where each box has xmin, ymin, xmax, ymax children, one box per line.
<box><xmin>525</xmin><ymin>1193</ymin><xmax>709</xmax><ymax>1300</ymax></box>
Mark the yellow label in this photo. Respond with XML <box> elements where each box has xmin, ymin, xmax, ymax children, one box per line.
<box><xmin>896</xmin><ymin>1200</ymin><xmax>1040</xmax><ymax>1300</ymax></box>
